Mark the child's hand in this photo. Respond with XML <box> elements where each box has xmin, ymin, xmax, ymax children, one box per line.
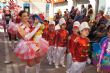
<box><xmin>97</xmin><ymin>64</ymin><xmax>101</xmax><ymax>72</ymax></box>
<box><xmin>73</xmin><ymin>58</ymin><xmax>77</xmax><ymax>62</ymax></box>
<box><xmin>74</xmin><ymin>37</ymin><xmax>79</xmax><ymax>42</ymax></box>
<box><xmin>68</xmin><ymin>36</ymin><xmax>71</xmax><ymax>40</ymax></box>
<box><xmin>97</xmin><ymin>67</ymin><xmax>101</xmax><ymax>73</ymax></box>
<box><xmin>40</xmin><ymin>24</ymin><xmax>45</xmax><ymax>30</ymax></box>
<box><xmin>97</xmin><ymin>63</ymin><xmax>101</xmax><ymax>67</ymax></box>
<box><xmin>87</xmin><ymin>58</ymin><xmax>91</xmax><ymax>64</ymax></box>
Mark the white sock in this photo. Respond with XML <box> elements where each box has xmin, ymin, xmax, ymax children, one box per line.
<box><xmin>25</xmin><ymin>66</ymin><xmax>29</xmax><ymax>73</ymax></box>
<box><xmin>25</xmin><ymin>65</ymin><xmax>33</xmax><ymax>73</ymax></box>
<box><xmin>36</xmin><ymin>63</ymin><xmax>40</xmax><ymax>73</ymax></box>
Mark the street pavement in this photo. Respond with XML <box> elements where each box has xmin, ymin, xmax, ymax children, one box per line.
<box><xmin>0</xmin><ymin>27</ymin><xmax>97</xmax><ymax>73</ymax></box>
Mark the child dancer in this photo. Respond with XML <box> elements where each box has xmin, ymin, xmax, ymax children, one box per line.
<box><xmin>32</xmin><ymin>14</ymin><xmax>44</xmax><ymax>40</ymax></box>
<box><xmin>31</xmin><ymin>14</ymin><xmax>44</xmax><ymax>73</ymax></box>
<box><xmin>66</xmin><ymin>21</ymin><xmax>80</xmax><ymax>73</ymax></box>
<box><xmin>14</xmin><ymin>11</ymin><xmax>48</xmax><ymax>73</ymax></box>
<box><xmin>96</xmin><ymin>25</ymin><xmax>110</xmax><ymax>73</ymax></box>
<box><xmin>55</xmin><ymin>18</ymin><xmax>68</xmax><ymax>68</ymax></box>
<box><xmin>47</xmin><ymin>21</ymin><xmax>56</xmax><ymax>65</ymax></box>
<box><xmin>69</xmin><ymin>22</ymin><xmax>90</xmax><ymax>73</ymax></box>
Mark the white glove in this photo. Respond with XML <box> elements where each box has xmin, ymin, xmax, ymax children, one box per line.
<box><xmin>24</xmin><ymin>23</ymin><xmax>41</xmax><ymax>40</ymax></box>
<box><xmin>54</xmin><ymin>46</ymin><xmax>57</xmax><ymax>49</ymax></box>
<box><xmin>87</xmin><ymin>58</ymin><xmax>91</xmax><ymax>64</ymax></box>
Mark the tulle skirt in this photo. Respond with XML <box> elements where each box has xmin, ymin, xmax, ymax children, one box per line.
<box><xmin>14</xmin><ymin>40</ymin><xmax>39</xmax><ymax>61</ymax></box>
<box><xmin>33</xmin><ymin>37</ymin><xmax>49</xmax><ymax>57</ymax></box>
<box><xmin>14</xmin><ymin>37</ymin><xmax>49</xmax><ymax>65</ymax></box>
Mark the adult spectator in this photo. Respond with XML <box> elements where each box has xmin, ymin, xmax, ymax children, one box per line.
<box><xmin>74</xmin><ymin>9</ymin><xmax>83</xmax><ymax>22</ymax></box>
<box><xmin>80</xmin><ymin>4</ymin><xmax>87</xmax><ymax>18</ymax></box>
<box><xmin>54</xmin><ymin>13</ymin><xmax>61</xmax><ymax>25</ymax></box>
<box><xmin>57</xmin><ymin>9</ymin><xmax>62</xmax><ymax>16</ymax></box>
<box><xmin>66</xmin><ymin>18</ymin><xmax>74</xmax><ymax>35</ymax></box>
<box><xmin>70</xmin><ymin>6</ymin><xmax>76</xmax><ymax>19</ymax></box>
<box><xmin>97</xmin><ymin>10</ymin><xmax>108</xmax><ymax>27</ymax></box>
<box><xmin>63</xmin><ymin>11</ymin><xmax>69</xmax><ymax>21</ymax></box>
<box><xmin>66</xmin><ymin>9</ymin><xmax>69</xmax><ymax>15</ymax></box>
<box><xmin>4</xmin><ymin>9</ymin><xmax>12</xmax><ymax>41</ymax></box>
<box><xmin>86</xmin><ymin>4</ymin><xmax>94</xmax><ymax>22</ymax></box>
<box><xmin>4</xmin><ymin>9</ymin><xmax>11</xmax><ymax>25</ymax></box>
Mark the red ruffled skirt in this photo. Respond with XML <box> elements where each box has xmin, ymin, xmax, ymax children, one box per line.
<box><xmin>14</xmin><ymin>38</ymin><xmax>49</xmax><ymax>63</ymax></box>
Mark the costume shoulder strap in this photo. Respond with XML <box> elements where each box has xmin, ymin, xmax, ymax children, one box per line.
<box><xmin>16</xmin><ymin>24</ymin><xmax>27</xmax><ymax>38</ymax></box>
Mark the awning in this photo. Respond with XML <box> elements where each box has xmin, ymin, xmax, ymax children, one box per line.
<box><xmin>0</xmin><ymin>0</ymin><xmax>66</xmax><ymax>3</ymax></box>
<box><xmin>0</xmin><ymin>0</ymin><xmax>6</xmax><ymax>2</ymax></box>
<box><xmin>76</xmin><ymin>0</ymin><xmax>90</xmax><ymax>4</ymax></box>
<box><xmin>46</xmin><ymin>0</ymin><xmax>66</xmax><ymax>3</ymax></box>
<box><xmin>0</xmin><ymin>0</ymin><xmax>47</xmax><ymax>3</ymax></box>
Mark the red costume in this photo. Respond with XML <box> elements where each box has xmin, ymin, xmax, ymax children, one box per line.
<box><xmin>47</xmin><ymin>31</ymin><xmax>56</xmax><ymax>46</ymax></box>
<box><xmin>69</xmin><ymin>36</ymin><xmax>90</xmax><ymax>62</ymax></box>
<box><xmin>56</xmin><ymin>29</ymin><xmax>68</xmax><ymax>47</ymax></box>
<box><xmin>68</xmin><ymin>33</ymin><xmax>79</xmax><ymax>54</ymax></box>
<box><xmin>42</xmin><ymin>24</ymin><xmax>49</xmax><ymax>40</ymax></box>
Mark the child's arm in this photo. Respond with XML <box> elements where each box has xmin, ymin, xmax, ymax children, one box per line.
<box><xmin>25</xmin><ymin>23</ymin><xmax>41</xmax><ymax>40</ymax></box>
<box><xmin>98</xmin><ymin>41</ymin><xmax>107</xmax><ymax>64</ymax></box>
<box><xmin>55</xmin><ymin>31</ymin><xmax>59</xmax><ymax>47</ymax></box>
<box><xmin>97</xmin><ymin>40</ymin><xmax>107</xmax><ymax>72</ymax></box>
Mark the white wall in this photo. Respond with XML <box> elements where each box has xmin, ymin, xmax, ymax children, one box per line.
<box><xmin>98</xmin><ymin>0</ymin><xmax>106</xmax><ymax>11</ymax></box>
<box><xmin>48</xmin><ymin>0</ymin><xmax>73</xmax><ymax>20</ymax></box>
<box><xmin>98</xmin><ymin>0</ymin><xmax>110</xmax><ymax>15</ymax></box>
<box><xmin>89</xmin><ymin>0</ymin><xmax>96</xmax><ymax>11</ymax></box>
<box><xmin>105</xmin><ymin>0</ymin><xmax>110</xmax><ymax>15</ymax></box>
<box><xmin>30</xmin><ymin>2</ymin><xmax>46</xmax><ymax>14</ymax></box>
<box><xmin>54</xmin><ymin>4</ymin><xmax>68</xmax><ymax>14</ymax></box>
<box><xmin>15</xmin><ymin>1</ymin><xmax>47</xmax><ymax>15</ymax></box>
<box><xmin>67</xmin><ymin>0</ymin><xmax>74</xmax><ymax>11</ymax></box>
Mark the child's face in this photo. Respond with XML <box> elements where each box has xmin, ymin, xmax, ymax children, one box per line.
<box><xmin>20</xmin><ymin>12</ymin><xmax>29</xmax><ymax>22</ymax></box>
<box><xmin>81</xmin><ymin>28</ymin><xmax>90</xmax><ymax>37</ymax></box>
<box><xmin>44</xmin><ymin>21</ymin><xmax>48</xmax><ymax>25</ymax></box>
<box><xmin>73</xmin><ymin>27</ymin><xmax>79</xmax><ymax>34</ymax></box>
<box><xmin>49</xmin><ymin>24</ymin><xmax>55</xmax><ymax>31</ymax></box>
<box><xmin>34</xmin><ymin>18</ymin><xmax>39</xmax><ymax>24</ymax></box>
<box><xmin>61</xmin><ymin>24</ymin><xmax>66</xmax><ymax>29</ymax></box>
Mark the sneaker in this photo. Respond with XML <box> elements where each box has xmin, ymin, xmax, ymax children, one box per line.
<box><xmin>66</xmin><ymin>71</ymin><xmax>69</xmax><ymax>73</ymax></box>
<box><xmin>49</xmin><ymin>62</ymin><xmax>52</xmax><ymax>65</ymax></box>
<box><xmin>4</xmin><ymin>61</ymin><xmax>12</xmax><ymax>64</ymax></box>
<box><xmin>55</xmin><ymin>65</ymin><xmax>59</xmax><ymax>68</ymax></box>
<box><xmin>61</xmin><ymin>64</ymin><xmax>65</xmax><ymax>67</ymax></box>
